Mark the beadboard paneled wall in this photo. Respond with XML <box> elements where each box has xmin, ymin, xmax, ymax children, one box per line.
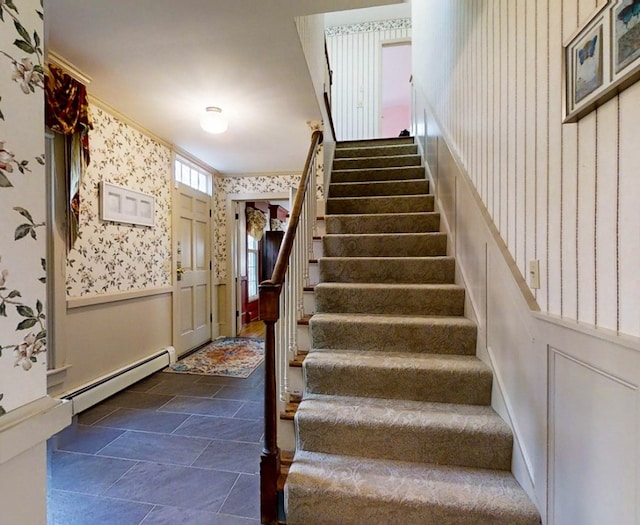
<box><xmin>413</xmin><ymin>0</ymin><xmax>640</xmax><ymax>337</ymax></box>
<box><xmin>326</xmin><ymin>19</ymin><xmax>411</xmax><ymax>141</ymax></box>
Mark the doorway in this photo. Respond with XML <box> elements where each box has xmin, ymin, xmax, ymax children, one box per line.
<box><xmin>228</xmin><ymin>193</ymin><xmax>291</xmax><ymax>337</ymax></box>
<box><xmin>380</xmin><ymin>41</ymin><xmax>412</xmax><ymax>138</ymax></box>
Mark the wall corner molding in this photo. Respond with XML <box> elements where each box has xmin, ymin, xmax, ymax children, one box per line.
<box><xmin>0</xmin><ymin>396</ymin><xmax>72</xmax><ymax>465</ymax></box>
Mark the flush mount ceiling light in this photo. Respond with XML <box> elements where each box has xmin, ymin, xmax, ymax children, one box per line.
<box><xmin>200</xmin><ymin>106</ymin><xmax>228</xmax><ymax>134</ymax></box>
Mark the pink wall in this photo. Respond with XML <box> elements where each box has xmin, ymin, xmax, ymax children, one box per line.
<box><xmin>381</xmin><ymin>42</ymin><xmax>411</xmax><ymax>137</ymax></box>
<box><xmin>382</xmin><ymin>104</ymin><xmax>411</xmax><ymax>137</ymax></box>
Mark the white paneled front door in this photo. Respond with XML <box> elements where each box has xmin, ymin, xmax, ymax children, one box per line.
<box><xmin>173</xmin><ymin>183</ymin><xmax>211</xmax><ymax>355</ymax></box>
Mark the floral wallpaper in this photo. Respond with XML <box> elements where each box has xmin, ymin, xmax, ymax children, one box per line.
<box><xmin>213</xmin><ymin>173</ymin><xmax>301</xmax><ymax>281</ymax></box>
<box><xmin>66</xmin><ymin>105</ymin><xmax>172</xmax><ymax>297</ymax></box>
<box><xmin>0</xmin><ymin>0</ymin><xmax>46</xmax><ymax>414</ymax></box>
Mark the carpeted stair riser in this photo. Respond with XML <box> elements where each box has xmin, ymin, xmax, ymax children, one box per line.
<box><xmin>329</xmin><ymin>179</ymin><xmax>429</xmax><ymax>198</ymax></box>
<box><xmin>326</xmin><ymin>212</ymin><xmax>440</xmax><ymax>234</ymax></box>
<box><xmin>285</xmin><ymin>452</ymin><xmax>541</xmax><ymax>525</ymax></box>
<box><xmin>323</xmin><ymin>233</ymin><xmax>447</xmax><ymax>258</ymax></box>
<box><xmin>286</xmin><ymin>136</ymin><xmax>542</xmax><ymax>525</ymax></box>
<box><xmin>309</xmin><ymin>313</ymin><xmax>476</xmax><ymax>355</ymax></box>
<box><xmin>326</xmin><ymin>195</ymin><xmax>434</xmax><ymax>215</ymax></box>
<box><xmin>319</xmin><ymin>257</ymin><xmax>455</xmax><ymax>284</ymax></box>
<box><xmin>303</xmin><ymin>350</ymin><xmax>493</xmax><ymax>405</ymax></box>
<box><xmin>331</xmin><ymin>166</ymin><xmax>426</xmax><ymax>183</ymax></box>
<box><xmin>295</xmin><ymin>394</ymin><xmax>513</xmax><ymax>470</ymax></box>
<box><xmin>335</xmin><ymin>144</ymin><xmax>418</xmax><ymax>158</ymax></box>
<box><xmin>333</xmin><ymin>154</ymin><xmax>421</xmax><ymax>170</ymax></box>
<box><xmin>336</xmin><ymin>137</ymin><xmax>415</xmax><ymax>148</ymax></box>
<box><xmin>315</xmin><ymin>283</ymin><xmax>465</xmax><ymax>316</ymax></box>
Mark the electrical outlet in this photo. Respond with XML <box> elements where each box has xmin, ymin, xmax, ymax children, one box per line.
<box><xmin>529</xmin><ymin>260</ymin><xmax>540</xmax><ymax>289</ymax></box>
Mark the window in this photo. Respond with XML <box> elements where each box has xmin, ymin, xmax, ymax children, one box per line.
<box><xmin>174</xmin><ymin>157</ymin><xmax>212</xmax><ymax>195</ymax></box>
<box><xmin>247</xmin><ymin>235</ymin><xmax>259</xmax><ymax>300</ymax></box>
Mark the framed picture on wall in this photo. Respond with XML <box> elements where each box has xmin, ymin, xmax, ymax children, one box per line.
<box><xmin>564</xmin><ymin>0</ymin><xmax>640</xmax><ymax>122</ymax></box>
<box><xmin>612</xmin><ymin>0</ymin><xmax>640</xmax><ymax>74</ymax></box>
<box><xmin>100</xmin><ymin>181</ymin><xmax>155</xmax><ymax>227</ymax></box>
<box><xmin>564</xmin><ymin>6</ymin><xmax>611</xmax><ymax>121</ymax></box>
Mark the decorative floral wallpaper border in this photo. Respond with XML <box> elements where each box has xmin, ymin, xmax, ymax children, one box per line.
<box><xmin>66</xmin><ymin>105</ymin><xmax>172</xmax><ymax>297</ymax></box>
<box><xmin>325</xmin><ymin>18</ymin><xmax>411</xmax><ymax>37</ymax></box>
<box><xmin>0</xmin><ymin>0</ymin><xmax>46</xmax><ymax>414</ymax></box>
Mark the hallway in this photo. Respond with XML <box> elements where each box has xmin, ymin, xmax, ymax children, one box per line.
<box><xmin>48</xmin><ymin>348</ymin><xmax>264</xmax><ymax>524</ymax></box>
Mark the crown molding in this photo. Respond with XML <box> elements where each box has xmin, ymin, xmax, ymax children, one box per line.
<box><xmin>46</xmin><ymin>50</ymin><xmax>92</xmax><ymax>86</ymax></box>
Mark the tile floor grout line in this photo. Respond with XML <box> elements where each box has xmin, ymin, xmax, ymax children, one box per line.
<box><xmin>50</xmin><ymin>366</ymin><xmax>264</xmax><ymax>523</ymax></box>
<box><xmin>98</xmin><ymin>460</ymin><xmax>142</xmax><ymax>497</ymax></box>
<box><xmin>216</xmin><ymin>472</ymin><xmax>244</xmax><ymax>518</ymax></box>
<box><xmin>135</xmin><ymin>504</ymin><xmax>160</xmax><ymax>525</ymax></box>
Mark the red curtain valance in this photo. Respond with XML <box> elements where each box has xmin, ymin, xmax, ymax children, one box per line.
<box><xmin>45</xmin><ymin>63</ymin><xmax>93</xmax><ymax>248</ymax></box>
<box><xmin>45</xmin><ymin>63</ymin><xmax>93</xmax><ymax>162</ymax></box>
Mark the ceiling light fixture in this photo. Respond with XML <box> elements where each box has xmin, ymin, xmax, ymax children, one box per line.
<box><xmin>200</xmin><ymin>106</ymin><xmax>228</xmax><ymax>134</ymax></box>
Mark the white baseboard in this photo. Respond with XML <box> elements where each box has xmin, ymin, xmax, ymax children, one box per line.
<box><xmin>62</xmin><ymin>347</ymin><xmax>175</xmax><ymax>415</ymax></box>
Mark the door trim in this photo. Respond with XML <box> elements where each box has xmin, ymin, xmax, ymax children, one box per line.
<box><xmin>226</xmin><ymin>192</ymin><xmax>289</xmax><ymax>337</ymax></box>
<box><xmin>172</xmin><ymin>181</ymin><xmax>213</xmax><ymax>355</ymax></box>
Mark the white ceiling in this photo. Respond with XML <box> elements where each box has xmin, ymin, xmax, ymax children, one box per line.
<box><xmin>45</xmin><ymin>0</ymin><xmax>406</xmax><ymax>175</ymax></box>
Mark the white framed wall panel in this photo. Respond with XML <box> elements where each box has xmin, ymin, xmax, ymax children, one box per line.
<box><xmin>546</xmin><ymin>329</ymin><xmax>640</xmax><ymax>525</ymax></box>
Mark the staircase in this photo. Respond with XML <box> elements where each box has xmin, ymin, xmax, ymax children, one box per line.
<box><xmin>283</xmin><ymin>138</ymin><xmax>541</xmax><ymax>524</ymax></box>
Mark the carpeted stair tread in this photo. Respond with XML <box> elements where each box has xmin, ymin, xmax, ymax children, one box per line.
<box><xmin>329</xmin><ymin>179</ymin><xmax>429</xmax><ymax>198</ymax></box>
<box><xmin>332</xmin><ymin>166</ymin><xmax>426</xmax><ymax>183</ymax></box>
<box><xmin>334</xmin><ymin>144</ymin><xmax>418</xmax><ymax>158</ymax></box>
<box><xmin>284</xmin><ymin>136</ymin><xmax>541</xmax><ymax>523</ymax></box>
<box><xmin>323</xmin><ymin>232</ymin><xmax>447</xmax><ymax>258</ymax></box>
<box><xmin>296</xmin><ymin>394</ymin><xmax>512</xmax><ymax>470</ymax></box>
<box><xmin>325</xmin><ymin>212</ymin><xmax>440</xmax><ymax>234</ymax></box>
<box><xmin>303</xmin><ymin>349</ymin><xmax>492</xmax><ymax>405</ymax></box>
<box><xmin>285</xmin><ymin>451</ymin><xmax>541</xmax><ymax>525</ymax></box>
<box><xmin>315</xmin><ymin>282</ymin><xmax>465</xmax><ymax>316</ymax></box>
<box><xmin>326</xmin><ymin>194</ymin><xmax>434</xmax><ymax>215</ymax></box>
<box><xmin>333</xmin><ymin>154</ymin><xmax>421</xmax><ymax>171</ymax></box>
<box><xmin>336</xmin><ymin>137</ymin><xmax>415</xmax><ymax>148</ymax></box>
<box><xmin>309</xmin><ymin>313</ymin><xmax>476</xmax><ymax>355</ymax></box>
<box><xmin>319</xmin><ymin>256</ymin><xmax>455</xmax><ymax>284</ymax></box>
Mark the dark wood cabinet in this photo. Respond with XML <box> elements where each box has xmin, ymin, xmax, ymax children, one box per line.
<box><xmin>262</xmin><ymin>230</ymin><xmax>284</xmax><ymax>280</ymax></box>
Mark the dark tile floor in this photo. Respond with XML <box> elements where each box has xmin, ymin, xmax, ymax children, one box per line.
<box><xmin>48</xmin><ymin>363</ymin><xmax>265</xmax><ymax>525</ymax></box>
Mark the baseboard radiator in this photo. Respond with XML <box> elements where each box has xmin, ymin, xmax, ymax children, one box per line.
<box><xmin>63</xmin><ymin>346</ymin><xmax>177</xmax><ymax>415</ymax></box>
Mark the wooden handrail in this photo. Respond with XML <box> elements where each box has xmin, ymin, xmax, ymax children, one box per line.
<box><xmin>259</xmin><ymin>129</ymin><xmax>323</xmax><ymax>525</ymax></box>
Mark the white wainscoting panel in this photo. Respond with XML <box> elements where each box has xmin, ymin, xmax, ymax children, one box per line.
<box><xmin>549</xmin><ymin>345</ymin><xmax>638</xmax><ymax>525</ymax></box>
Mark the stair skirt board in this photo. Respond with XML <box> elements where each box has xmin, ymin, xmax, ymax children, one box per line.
<box><xmin>63</xmin><ymin>347</ymin><xmax>177</xmax><ymax>415</ymax></box>
<box><xmin>283</xmin><ymin>137</ymin><xmax>541</xmax><ymax>525</ymax></box>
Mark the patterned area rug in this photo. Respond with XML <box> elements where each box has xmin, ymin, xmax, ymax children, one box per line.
<box><xmin>167</xmin><ymin>337</ymin><xmax>264</xmax><ymax>378</ymax></box>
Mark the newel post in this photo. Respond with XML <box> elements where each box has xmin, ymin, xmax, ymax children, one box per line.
<box><xmin>259</xmin><ymin>282</ymin><xmax>281</xmax><ymax>525</ymax></box>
